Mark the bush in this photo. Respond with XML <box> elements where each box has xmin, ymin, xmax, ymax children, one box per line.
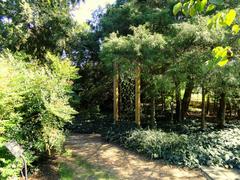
<box><xmin>101</xmin><ymin>121</ymin><xmax>137</xmax><ymax>144</ymax></box>
<box><xmin>0</xmin><ymin>51</ymin><xmax>77</xmax><ymax>178</ymax></box>
<box><xmin>102</xmin><ymin>124</ymin><xmax>240</xmax><ymax>169</ymax></box>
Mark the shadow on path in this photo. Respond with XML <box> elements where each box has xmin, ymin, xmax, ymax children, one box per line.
<box><xmin>64</xmin><ymin>134</ymin><xmax>206</xmax><ymax>180</ymax></box>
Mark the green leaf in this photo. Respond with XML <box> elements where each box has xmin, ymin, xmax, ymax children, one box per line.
<box><xmin>224</xmin><ymin>9</ymin><xmax>236</xmax><ymax>26</ymax></box>
<box><xmin>232</xmin><ymin>24</ymin><xmax>239</xmax><ymax>34</ymax></box>
<box><xmin>217</xmin><ymin>59</ymin><xmax>228</xmax><ymax>66</ymax></box>
<box><xmin>189</xmin><ymin>6</ymin><xmax>197</xmax><ymax>17</ymax></box>
<box><xmin>209</xmin><ymin>0</ymin><xmax>224</xmax><ymax>5</ymax></box>
<box><xmin>212</xmin><ymin>46</ymin><xmax>229</xmax><ymax>58</ymax></box>
<box><xmin>195</xmin><ymin>1</ymin><xmax>202</xmax><ymax>12</ymax></box>
<box><xmin>206</xmin><ymin>4</ymin><xmax>216</xmax><ymax>12</ymax></box>
<box><xmin>207</xmin><ymin>19</ymin><xmax>213</xmax><ymax>28</ymax></box>
<box><xmin>238</xmin><ymin>39</ymin><xmax>240</xmax><ymax>45</ymax></box>
<box><xmin>210</xmin><ymin>12</ymin><xmax>224</xmax><ymax>28</ymax></box>
<box><xmin>212</xmin><ymin>46</ymin><xmax>232</xmax><ymax>67</ymax></box>
<box><xmin>173</xmin><ymin>2</ymin><xmax>182</xmax><ymax>16</ymax></box>
<box><xmin>200</xmin><ymin>0</ymin><xmax>208</xmax><ymax>12</ymax></box>
<box><xmin>182</xmin><ymin>2</ymin><xmax>189</xmax><ymax>16</ymax></box>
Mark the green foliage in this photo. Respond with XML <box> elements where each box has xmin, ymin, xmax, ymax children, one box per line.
<box><xmin>101</xmin><ymin>25</ymin><xmax>166</xmax><ymax>71</ymax></box>
<box><xmin>0</xmin><ymin>0</ymin><xmax>88</xmax><ymax>59</ymax></box>
<box><xmin>143</xmin><ymin>74</ymin><xmax>174</xmax><ymax>98</ymax></box>
<box><xmin>173</xmin><ymin>2</ymin><xmax>182</xmax><ymax>16</ymax></box>
<box><xmin>0</xmin><ymin>137</ymin><xmax>23</xmax><ymax>178</ymax></box>
<box><xmin>0</xmin><ymin>0</ymin><xmax>85</xmax><ymax>179</ymax></box>
<box><xmin>232</xmin><ymin>24</ymin><xmax>240</xmax><ymax>34</ymax></box>
<box><xmin>224</xmin><ymin>9</ymin><xmax>236</xmax><ymax>26</ymax></box>
<box><xmin>206</xmin><ymin>4</ymin><xmax>216</xmax><ymax>12</ymax></box>
<box><xmin>67</xmin><ymin>113</ymin><xmax>113</xmax><ymax>134</ymax></box>
<box><xmin>0</xmin><ymin>51</ymin><xmax>77</xmax><ymax>178</ymax></box>
<box><xmin>174</xmin><ymin>1</ymin><xmax>239</xmax><ymax>67</ymax></box>
<box><xmin>211</xmin><ymin>46</ymin><xmax>233</xmax><ymax>66</ymax></box>
<box><xmin>208</xmin><ymin>9</ymin><xmax>238</xmax><ymax>29</ymax></box>
<box><xmin>103</xmin><ymin>124</ymin><xmax>240</xmax><ymax>169</ymax></box>
<box><xmin>173</xmin><ymin>0</ymin><xmax>210</xmax><ymax>16</ymax></box>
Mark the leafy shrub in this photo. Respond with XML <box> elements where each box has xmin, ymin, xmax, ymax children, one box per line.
<box><xmin>0</xmin><ymin>51</ymin><xmax>77</xmax><ymax>178</ymax></box>
<box><xmin>103</xmin><ymin>124</ymin><xmax>240</xmax><ymax>169</ymax></box>
<box><xmin>101</xmin><ymin>121</ymin><xmax>137</xmax><ymax>144</ymax></box>
<box><xmin>67</xmin><ymin>112</ymin><xmax>113</xmax><ymax>134</ymax></box>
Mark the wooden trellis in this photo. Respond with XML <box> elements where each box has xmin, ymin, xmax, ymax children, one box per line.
<box><xmin>113</xmin><ymin>63</ymin><xmax>141</xmax><ymax>126</ymax></box>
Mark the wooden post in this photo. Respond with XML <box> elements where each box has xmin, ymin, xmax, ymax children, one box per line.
<box><xmin>113</xmin><ymin>62</ymin><xmax>119</xmax><ymax>123</ymax></box>
<box><xmin>135</xmin><ymin>64</ymin><xmax>141</xmax><ymax>127</ymax></box>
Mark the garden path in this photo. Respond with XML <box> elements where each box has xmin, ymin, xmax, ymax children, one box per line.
<box><xmin>62</xmin><ymin>134</ymin><xmax>206</xmax><ymax>180</ymax></box>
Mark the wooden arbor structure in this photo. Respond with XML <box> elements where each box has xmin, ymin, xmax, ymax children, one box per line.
<box><xmin>113</xmin><ymin>63</ymin><xmax>141</xmax><ymax>126</ymax></box>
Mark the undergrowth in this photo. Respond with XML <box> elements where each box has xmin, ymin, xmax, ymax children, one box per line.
<box><xmin>102</xmin><ymin>121</ymin><xmax>240</xmax><ymax>169</ymax></box>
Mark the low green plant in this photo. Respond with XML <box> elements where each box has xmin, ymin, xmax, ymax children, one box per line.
<box><xmin>103</xmin><ymin>123</ymin><xmax>240</xmax><ymax>169</ymax></box>
<box><xmin>59</xmin><ymin>149</ymin><xmax>116</xmax><ymax>180</ymax></box>
<box><xmin>59</xmin><ymin>163</ymin><xmax>74</xmax><ymax>180</ymax></box>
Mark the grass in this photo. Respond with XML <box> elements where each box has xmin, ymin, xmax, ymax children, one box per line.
<box><xmin>188</xmin><ymin>107</ymin><xmax>202</xmax><ymax>112</ymax></box>
<box><xmin>191</xmin><ymin>93</ymin><xmax>202</xmax><ymax>102</ymax></box>
<box><xmin>59</xmin><ymin>163</ymin><xmax>74</xmax><ymax>180</ymax></box>
<box><xmin>59</xmin><ymin>149</ymin><xmax>116</xmax><ymax>180</ymax></box>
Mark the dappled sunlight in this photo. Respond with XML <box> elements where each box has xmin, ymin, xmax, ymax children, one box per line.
<box><xmin>64</xmin><ymin>134</ymin><xmax>205</xmax><ymax>180</ymax></box>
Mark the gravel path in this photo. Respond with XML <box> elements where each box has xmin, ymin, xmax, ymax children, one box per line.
<box><xmin>64</xmin><ymin>134</ymin><xmax>206</xmax><ymax>180</ymax></box>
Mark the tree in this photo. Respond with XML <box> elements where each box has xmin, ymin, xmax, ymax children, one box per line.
<box><xmin>173</xmin><ymin>0</ymin><xmax>240</xmax><ymax>66</ymax></box>
<box><xmin>0</xmin><ymin>51</ymin><xmax>78</xmax><ymax>178</ymax></box>
<box><xmin>101</xmin><ymin>25</ymin><xmax>166</xmax><ymax>126</ymax></box>
<box><xmin>98</xmin><ymin>0</ymin><xmax>225</xmax><ymax>125</ymax></box>
<box><xmin>0</xmin><ymin>1</ymin><xmax>85</xmax><ymax>178</ymax></box>
<box><xmin>0</xmin><ymin>0</ymin><xmax>87</xmax><ymax>60</ymax></box>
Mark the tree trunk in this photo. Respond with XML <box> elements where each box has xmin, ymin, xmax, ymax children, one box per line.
<box><xmin>181</xmin><ymin>80</ymin><xmax>194</xmax><ymax>120</ymax></box>
<box><xmin>218</xmin><ymin>92</ymin><xmax>226</xmax><ymax>128</ymax></box>
<box><xmin>213</xmin><ymin>98</ymin><xmax>217</xmax><ymax>116</ymax></box>
<box><xmin>151</xmin><ymin>97</ymin><xmax>157</xmax><ymax>129</ymax></box>
<box><xmin>206</xmin><ymin>94</ymin><xmax>210</xmax><ymax>115</ymax></box>
<box><xmin>228</xmin><ymin>100</ymin><xmax>232</xmax><ymax>122</ymax></box>
<box><xmin>237</xmin><ymin>108</ymin><xmax>240</xmax><ymax>120</ymax></box>
<box><xmin>175</xmin><ymin>82</ymin><xmax>182</xmax><ymax>122</ymax></box>
<box><xmin>162</xmin><ymin>94</ymin><xmax>165</xmax><ymax>114</ymax></box>
<box><xmin>201</xmin><ymin>86</ymin><xmax>206</xmax><ymax>129</ymax></box>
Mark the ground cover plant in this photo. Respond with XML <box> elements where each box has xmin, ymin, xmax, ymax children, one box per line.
<box><xmin>102</xmin><ymin>121</ymin><xmax>240</xmax><ymax>169</ymax></box>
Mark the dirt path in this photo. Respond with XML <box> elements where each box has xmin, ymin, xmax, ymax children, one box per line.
<box><xmin>62</xmin><ymin>134</ymin><xmax>206</xmax><ymax>180</ymax></box>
